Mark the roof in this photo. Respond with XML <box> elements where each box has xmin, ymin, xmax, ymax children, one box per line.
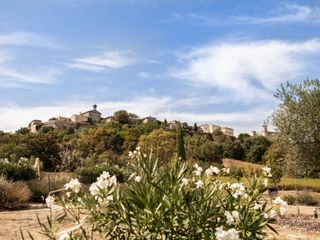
<box><xmin>81</xmin><ymin>110</ymin><xmax>101</xmax><ymax>115</ymax></box>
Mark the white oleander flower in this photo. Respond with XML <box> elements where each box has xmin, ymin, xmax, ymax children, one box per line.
<box><xmin>230</xmin><ymin>183</ymin><xmax>245</xmax><ymax>198</ymax></box>
<box><xmin>64</xmin><ymin>178</ymin><xmax>81</xmax><ymax>193</ymax></box>
<box><xmin>45</xmin><ymin>195</ymin><xmax>55</xmax><ymax>207</ymax></box>
<box><xmin>222</xmin><ymin>168</ymin><xmax>230</xmax><ymax>174</ymax></box>
<box><xmin>273</xmin><ymin>197</ymin><xmax>287</xmax><ymax>207</ymax></box>
<box><xmin>263</xmin><ymin>213</ymin><xmax>269</xmax><ymax>218</ymax></box>
<box><xmin>215</xmin><ymin>226</ymin><xmax>239</xmax><ymax>240</ymax></box>
<box><xmin>205</xmin><ymin>166</ymin><xmax>220</xmax><ymax>176</ymax></box>
<box><xmin>106</xmin><ymin>195</ymin><xmax>113</xmax><ymax>201</ymax></box>
<box><xmin>254</xmin><ymin>203</ymin><xmax>262</xmax><ymax>210</ymax></box>
<box><xmin>269</xmin><ymin>209</ymin><xmax>277</xmax><ymax>218</ymax></box>
<box><xmin>224</xmin><ymin>211</ymin><xmax>239</xmax><ymax>225</ymax></box>
<box><xmin>263</xmin><ymin>178</ymin><xmax>268</xmax><ymax>187</ymax></box>
<box><xmin>279</xmin><ymin>206</ymin><xmax>286</xmax><ymax>217</ymax></box>
<box><xmin>195</xmin><ymin>180</ymin><xmax>204</xmax><ymax>188</ymax></box>
<box><xmin>134</xmin><ymin>176</ymin><xmax>142</xmax><ymax>183</ymax></box>
<box><xmin>181</xmin><ymin>178</ymin><xmax>189</xmax><ymax>186</ymax></box>
<box><xmin>262</xmin><ymin>166</ymin><xmax>272</xmax><ymax>177</ymax></box>
<box><xmin>193</xmin><ymin>163</ymin><xmax>203</xmax><ymax>176</ymax></box>
<box><xmin>66</xmin><ymin>192</ymin><xmax>71</xmax><ymax>198</ymax></box>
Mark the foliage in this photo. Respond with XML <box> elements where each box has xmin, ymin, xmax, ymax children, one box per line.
<box><xmin>0</xmin><ymin>158</ymin><xmax>37</xmax><ymax>181</ymax></box>
<box><xmin>273</xmin><ymin>79</ymin><xmax>320</xmax><ymax>177</ymax></box>
<box><xmin>0</xmin><ymin>175</ymin><xmax>32</xmax><ymax>209</ymax></box>
<box><xmin>282</xmin><ymin>192</ymin><xmax>320</xmax><ymax>206</ymax></box>
<box><xmin>246</xmin><ymin>136</ymin><xmax>271</xmax><ymax>163</ymax></box>
<box><xmin>222</xmin><ymin>140</ymin><xmax>245</xmax><ymax>160</ymax></box>
<box><xmin>35</xmin><ymin>150</ymin><xmax>282</xmax><ymax>240</ymax></box>
<box><xmin>113</xmin><ymin>110</ymin><xmax>130</xmax><ymax>124</ymax></box>
<box><xmin>74</xmin><ymin>163</ymin><xmax>128</xmax><ymax>184</ymax></box>
<box><xmin>263</xmin><ymin>139</ymin><xmax>286</xmax><ymax>185</ymax></box>
<box><xmin>176</xmin><ymin>124</ymin><xmax>186</xmax><ymax>161</ymax></box>
<box><xmin>27</xmin><ymin>173</ymin><xmax>71</xmax><ymax>202</ymax></box>
<box><xmin>194</xmin><ymin>142</ymin><xmax>223</xmax><ymax>164</ymax></box>
<box><xmin>139</xmin><ymin>129</ymin><xmax>176</xmax><ymax>164</ymax></box>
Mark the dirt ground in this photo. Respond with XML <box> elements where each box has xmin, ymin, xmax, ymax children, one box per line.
<box><xmin>0</xmin><ymin>205</ymin><xmax>319</xmax><ymax>240</ymax></box>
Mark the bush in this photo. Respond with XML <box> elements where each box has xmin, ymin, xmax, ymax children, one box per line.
<box><xmin>296</xmin><ymin>192</ymin><xmax>320</xmax><ymax>206</ymax></box>
<box><xmin>74</xmin><ymin>164</ymin><xmax>128</xmax><ymax>184</ymax></box>
<box><xmin>0</xmin><ymin>176</ymin><xmax>32</xmax><ymax>209</ymax></box>
<box><xmin>282</xmin><ymin>194</ymin><xmax>296</xmax><ymax>205</ymax></box>
<box><xmin>35</xmin><ymin>150</ymin><xmax>285</xmax><ymax>239</ymax></box>
<box><xmin>27</xmin><ymin>173</ymin><xmax>71</xmax><ymax>202</ymax></box>
<box><xmin>0</xmin><ymin>159</ymin><xmax>37</xmax><ymax>181</ymax></box>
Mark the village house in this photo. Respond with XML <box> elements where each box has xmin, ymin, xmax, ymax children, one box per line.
<box><xmin>199</xmin><ymin>124</ymin><xmax>234</xmax><ymax>137</ymax></box>
<box><xmin>168</xmin><ymin>120</ymin><xmax>180</xmax><ymax>130</ymax></box>
<box><xmin>28</xmin><ymin>105</ymin><xmax>102</xmax><ymax>132</ymax></box>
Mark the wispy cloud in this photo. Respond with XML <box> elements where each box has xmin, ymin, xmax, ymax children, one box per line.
<box><xmin>69</xmin><ymin>50</ymin><xmax>137</xmax><ymax>72</ymax></box>
<box><xmin>0</xmin><ymin>31</ymin><xmax>63</xmax><ymax>49</ymax></box>
<box><xmin>169</xmin><ymin>4</ymin><xmax>320</xmax><ymax>26</ymax></box>
<box><xmin>171</xmin><ymin>39</ymin><xmax>320</xmax><ymax>101</ymax></box>
<box><xmin>0</xmin><ymin>52</ymin><xmax>62</xmax><ymax>87</ymax></box>
<box><xmin>236</xmin><ymin>4</ymin><xmax>320</xmax><ymax>24</ymax></box>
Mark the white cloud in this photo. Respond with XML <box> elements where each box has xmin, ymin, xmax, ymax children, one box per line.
<box><xmin>0</xmin><ymin>52</ymin><xmax>61</xmax><ymax>87</ymax></box>
<box><xmin>172</xmin><ymin>39</ymin><xmax>320</xmax><ymax>101</ymax></box>
<box><xmin>170</xmin><ymin>4</ymin><xmax>320</xmax><ymax>26</ymax></box>
<box><xmin>0</xmin><ymin>97</ymin><xmax>273</xmax><ymax>135</ymax></box>
<box><xmin>0</xmin><ymin>31</ymin><xmax>63</xmax><ymax>49</ymax></box>
<box><xmin>69</xmin><ymin>50</ymin><xmax>137</xmax><ymax>72</ymax></box>
<box><xmin>236</xmin><ymin>4</ymin><xmax>320</xmax><ymax>24</ymax></box>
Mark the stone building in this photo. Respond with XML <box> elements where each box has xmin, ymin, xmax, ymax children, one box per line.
<box><xmin>199</xmin><ymin>124</ymin><xmax>221</xmax><ymax>134</ymax></box>
<box><xmin>259</xmin><ymin>121</ymin><xmax>275</xmax><ymax>138</ymax></box>
<box><xmin>221</xmin><ymin>127</ymin><xmax>234</xmax><ymax>137</ymax></box>
<box><xmin>79</xmin><ymin>104</ymin><xmax>101</xmax><ymax>123</ymax></box>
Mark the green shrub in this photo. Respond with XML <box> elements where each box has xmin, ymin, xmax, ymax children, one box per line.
<box><xmin>0</xmin><ymin>161</ymin><xmax>37</xmax><ymax>181</ymax></box>
<box><xmin>0</xmin><ymin>176</ymin><xmax>32</xmax><ymax>209</ymax></box>
<box><xmin>74</xmin><ymin>163</ymin><xmax>128</xmax><ymax>184</ymax></box>
<box><xmin>296</xmin><ymin>192</ymin><xmax>320</xmax><ymax>206</ymax></box>
<box><xmin>282</xmin><ymin>194</ymin><xmax>296</xmax><ymax>205</ymax></box>
<box><xmin>27</xmin><ymin>174</ymin><xmax>71</xmax><ymax>202</ymax></box>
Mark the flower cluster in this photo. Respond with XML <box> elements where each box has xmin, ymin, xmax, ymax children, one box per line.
<box><xmin>64</xmin><ymin>178</ymin><xmax>81</xmax><ymax>193</ymax></box>
<box><xmin>272</xmin><ymin>196</ymin><xmax>288</xmax><ymax>217</ymax></box>
<box><xmin>215</xmin><ymin>226</ymin><xmax>239</xmax><ymax>240</ymax></box>
<box><xmin>89</xmin><ymin>171</ymin><xmax>117</xmax><ymax>196</ymax></box>
<box><xmin>225</xmin><ymin>210</ymin><xmax>240</xmax><ymax>225</ymax></box>
<box><xmin>193</xmin><ymin>163</ymin><xmax>203</xmax><ymax>176</ymax></box>
<box><xmin>205</xmin><ymin>166</ymin><xmax>220</xmax><ymax>176</ymax></box>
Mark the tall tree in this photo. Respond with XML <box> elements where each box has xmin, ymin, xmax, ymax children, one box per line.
<box><xmin>176</xmin><ymin>124</ymin><xmax>186</xmax><ymax>161</ymax></box>
<box><xmin>273</xmin><ymin>79</ymin><xmax>320</xmax><ymax>177</ymax></box>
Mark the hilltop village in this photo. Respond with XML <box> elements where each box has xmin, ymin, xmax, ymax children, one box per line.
<box><xmin>28</xmin><ymin>105</ymin><xmax>274</xmax><ymax>138</ymax></box>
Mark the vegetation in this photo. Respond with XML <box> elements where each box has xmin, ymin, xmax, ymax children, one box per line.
<box><xmin>0</xmin><ymin>158</ymin><xmax>37</xmax><ymax>181</ymax></box>
<box><xmin>282</xmin><ymin>191</ymin><xmax>320</xmax><ymax>206</ymax></box>
<box><xmin>0</xmin><ymin>175</ymin><xmax>32</xmax><ymax>209</ymax></box>
<box><xmin>273</xmin><ymin>79</ymin><xmax>320</xmax><ymax>177</ymax></box>
<box><xmin>32</xmin><ymin>150</ymin><xmax>282</xmax><ymax>240</ymax></box>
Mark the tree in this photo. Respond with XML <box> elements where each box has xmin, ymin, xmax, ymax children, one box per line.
<box><xmin>113</xmin><ymin>110</ymin><xmax>130</xmax><ymax>124</ymax></box>
<box><xmin>222</xmin><ymin>140</ymin><xmax>245</xmax><ymax>160</ymax></box>
<box><xmin>194</xmin><ymin>123</ymin><xmax>198</xmax><ymax>133</ymax></box>
<box><xmin>194</xmin><ymin>142</ymin><xmax>223</xmax><ymax>164</ymax></box>
<box><xmin>273</xmin><ymin>79</ymin><xmax>320</xmax><ymax>177</ymax></box>
<box><xmin>263</xmin><ymin>139</ymin><xmax>286</xmax><ymax>185</ymax></box>
<box><xmin>138</xmin><ymin>129</ymin><xmax>175</xmax><ymax>164</ymax></box>
<box><xmin>246</xmin><ymin>136</ymin><xmax>271</xmax><ymax>163</ymax></box>
<box><xmin>176</xmin><ymin>124</ymin><xmax>186</xmax><ymax>161</ymax></box>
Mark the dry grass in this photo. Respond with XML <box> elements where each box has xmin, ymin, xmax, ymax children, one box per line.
<box><xmin>222</xmin><ymin>158</ymin><xmax>263</xmax><ymax>169</ymax></box>
<box><xmin>0</xmin><ymin>176</ymin><xmax>31</xmax><ymax>210</ymax></box>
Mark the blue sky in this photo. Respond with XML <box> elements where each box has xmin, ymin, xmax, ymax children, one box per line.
<box><xmin>1</xmin><ymin>0</ymin><xmax>320</xmax><ymax>134</ymax></box>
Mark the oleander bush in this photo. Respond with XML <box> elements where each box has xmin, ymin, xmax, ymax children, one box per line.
<box><xmin>31</xmin><ymin>148</ymin><xmax>288</xmax><ymax>240</ymax></box>
<box><xmin>0</xmin><ymin>158</ymin><xmax>37</xmax><ymax>181</ymax></box>
<box><xmin>74</xmin><ymin>163</ymin><xmax>129</xmax><ymax>184</ymax></box>
<box><xmin>0</xmin><ymin>175</ymin><xmax>32</xmax><ymax>209</ymax></box>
